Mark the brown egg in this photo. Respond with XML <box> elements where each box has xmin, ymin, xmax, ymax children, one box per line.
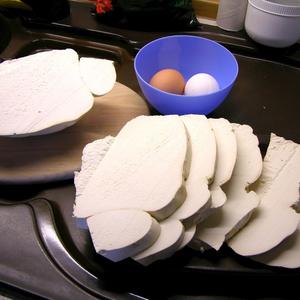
<box><xmin>149</xmin><ymin>69</ymin><xmax>185</xmax><ymax>95</ymax></box>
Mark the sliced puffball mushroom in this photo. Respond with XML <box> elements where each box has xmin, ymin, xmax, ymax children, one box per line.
<box><xmin>228</xmin><ymin>134</ymin><xmax>300</xmax><ymax>257</ymax></box>
<box><xmin>177</xmin><ymin>224</ymin><xmax>197</xmax><ymax>250</ymax></box>
<box><xmin>251</xmin><ymin>223</ymin><xmax>300</xmax><ymax>269</ymax></box>
<box><xmin>132</xmin><ymin>219</ymin><xmax>184</xmax><ymax>266</ymax></box>
<box><xmin>209</xmin><ymin>118</ymin><xmax>237</xmax><ymax>210</ymax></box>
<box><xmin>0</xmin><ymin>49</ymin><xmax>94</xmax><ymax>137</ymax></box>
<box><xmin>168</xmin><ymin>115</ymin><xmax>216</xmax><ymax>226</ymax></box>
<box><xmin>87</xmin><ymin>209</ymin><xmax>160</xmax><ymax>262</ymax></box>
<box><xmin>74</xmin><ymin>136</ymin><xmax>115</xmax><ymax>229</ymax></box>
<box><xmin>73</xmin><ymin>115</ymin><xmax>187</xmax><ymax>220</ymax></box>
<box><xmin>191</xmin><ymin>124</ymin><xmax>262</xmax><ymax>251</ymax></box>
<box><xmin>74</xmin><ymin>136</ymin><xmax>114</xmax><ymax>196</ymax></box>
<box><xmin>79</xmin><ymin>57</ymin><xmax>116</xmax><ymax>96</ymax></box>
<box><xmin>74</xmin><ymin>115</ymin><xmax>300</xmax><ymax>267</ymax></box>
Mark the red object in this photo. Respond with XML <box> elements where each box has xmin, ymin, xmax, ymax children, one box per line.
<box><xmin>90</xmin><ymin>0</ymin><xmax>113</xmax><ymax>14</ymax></box>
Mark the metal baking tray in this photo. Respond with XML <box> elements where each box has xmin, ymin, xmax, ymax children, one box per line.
<box><xmin>1</xmin><ymin>2</ymin><xmax>300</xmax><ymax>299</ymax></box>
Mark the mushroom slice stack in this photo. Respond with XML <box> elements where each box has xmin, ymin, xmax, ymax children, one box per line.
<box><xmin>191</xmin><ymin>124</ymin><xmax>262</xmax><ymax>251</ymax></box>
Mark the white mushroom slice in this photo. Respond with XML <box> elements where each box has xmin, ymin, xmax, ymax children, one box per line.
<box><xmin>74</xmin><ymin>136</ymin><xmax>115</xmax><ymax>196</ymax></box>
<box><xmin>74</xmin><ymin>136</ymin><xmax>114</xmax><ymax>229</ymax></box>
<box><xmin>79</xmin><ymin>57</ymin><xmax>116</xmax><ymax>96</ymax></box>
<box><xmin>169</xmin><ymin>115</ymin><xmax>216</xmax><ymax>226</ymax></box>
<box><xmin>133</xmin><ymin>219</ymin><xmax>184</xmax><ymax>266</ymax></box>
<box><xmin>87</xmin><ymin>209</ymin><xmax>160</xmax><ymax>262</ymax></box>
<box><xmin>0</xmin><ymin>49</ymin><xmax>94</xmax><ymax>137</ymax></box>
<box><xmin>209</xmin><ymin>118</ymin><xmax>237</xmax><ymax>210</ymax></box>
<box><xmin>177</xmin><ymin>224</ymin><xmax>197</xmax><ymax>250</ymax></box>
<box><xmin>73</xmin><ymin>115</ymin><xmax>187</xmax><ymax>220</ymax></box>
<box><xmin>251</xmin><ymin>223</ymin><xmax>300</xmax><ymax>269</ymax></box>
<box><xmin>192</xmin><ymin>124</ymin><xmax>262</xmax><ymax>250</ymax></box>
<box><xmin>228</xmin><ymin>134</ymin><xmax>300</xmax><ymax>256</ymax></box>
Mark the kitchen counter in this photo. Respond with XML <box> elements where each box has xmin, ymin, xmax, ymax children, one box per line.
<box><xmin>1</xmin><ymin>2</ymin><xmax>300</xmax><ymax>299</ymax></box>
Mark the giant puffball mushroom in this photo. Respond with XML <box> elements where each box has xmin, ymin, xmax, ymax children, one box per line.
<box><xmin>0</xmin><ymin>49</ymin><xmax>94</xmax><ymax>137</ymax></box>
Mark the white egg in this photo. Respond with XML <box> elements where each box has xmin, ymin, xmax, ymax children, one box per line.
<box><xmin>184</xmin><ymin>73</ymin><xmax>220</xmax><ymax>96</ymax></box>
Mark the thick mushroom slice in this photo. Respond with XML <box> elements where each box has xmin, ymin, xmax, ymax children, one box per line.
<box><xmin>177</xmin><ymin>224</ymin><xmax>197</xmax><ymax>250</ymax></box>
<box><xmin>73</xmin><ymin>115</ymin><xmax>187</xmax><ymax>220</ymax></box>
<box><xmin>209</xmin><ymin>118</ymin><xmax>237</xmax><ymax>210</ymax></box>
<box><xmin>251</xmin><ymin>223</ymin><xmax>300</xmax><ymax>269</ymax></box>
<box><xmin>228</xmin><ymin>134</ymin><xmax>300</xmax><ymax>257</ymax></box>
<box><xmin>79</xmin><ymin>57</ymin><xmax>116</xmax><ymax>96</ymax></box>
<box><xmin>133</xmin><ymin>219</ymin><xmax>184</xmax><ymax>266</ymax></box>
<box><xmin>169</xmin><ymin>115</ymin><xmax>216</xmax><ymax>226</ymax></box>
<box><xmin>74</xmin><ymin>136</ymin><xmax>115</xmax><ymax>197</ymax></box>
<box><xmin>87</xmin><ymin>209</ymin><xmax>160</xmax><ymax>262</ymax></box>
<box><xmin>191</xmin><ymin>124</ymin><xmax>262</xmax><ymax>250</ymax></box>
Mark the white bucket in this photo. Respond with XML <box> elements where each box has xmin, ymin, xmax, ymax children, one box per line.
<box><xmin>245</xmin><ymin>0</ymin><xmax>300</xmax><ymax>47</ymax></box>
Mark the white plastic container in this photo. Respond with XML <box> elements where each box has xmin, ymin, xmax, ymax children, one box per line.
<box><xmin>245</xmin><ymin>0</ymin><xmax>300</xmax><ymax>48</ymax></box>
<box><xmin>216</xmin><ymin>0</ymin><xmax>248</xmax><ymax>31</ymax></box>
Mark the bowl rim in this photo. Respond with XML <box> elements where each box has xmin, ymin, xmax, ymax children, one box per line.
<box><xmin>249</xmin><ymin>0</ymin><xmax>300</xmax><ymax>17</ymax></box>
<box><xmin>134</xmin><ymin>34</ymin><xmax>239</xmax><ymax>99</ymax></box>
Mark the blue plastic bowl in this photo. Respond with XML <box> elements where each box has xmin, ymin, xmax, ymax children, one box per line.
<box><xmin>134</xmin><ymin>35</ymin><xmax>238</xmax><ymax>115</ymax></box>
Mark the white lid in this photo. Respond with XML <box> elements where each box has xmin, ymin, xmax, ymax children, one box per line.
<box><xmin>249</xmin><ymin>0</ymin><xmax>300</xmax><ymax>16</ymax></box>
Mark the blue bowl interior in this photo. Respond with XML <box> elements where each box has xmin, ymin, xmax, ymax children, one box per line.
<box><xmin>135</xmin><ymin>35</ymin><xmax>238</xmax><ymax>91</ymax></box>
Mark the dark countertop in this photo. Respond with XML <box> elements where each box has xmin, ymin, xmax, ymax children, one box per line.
<box><xmin>0</xmin><ymin>2</ymin><xmax>300</xmax><ymax>299</ymax></box>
